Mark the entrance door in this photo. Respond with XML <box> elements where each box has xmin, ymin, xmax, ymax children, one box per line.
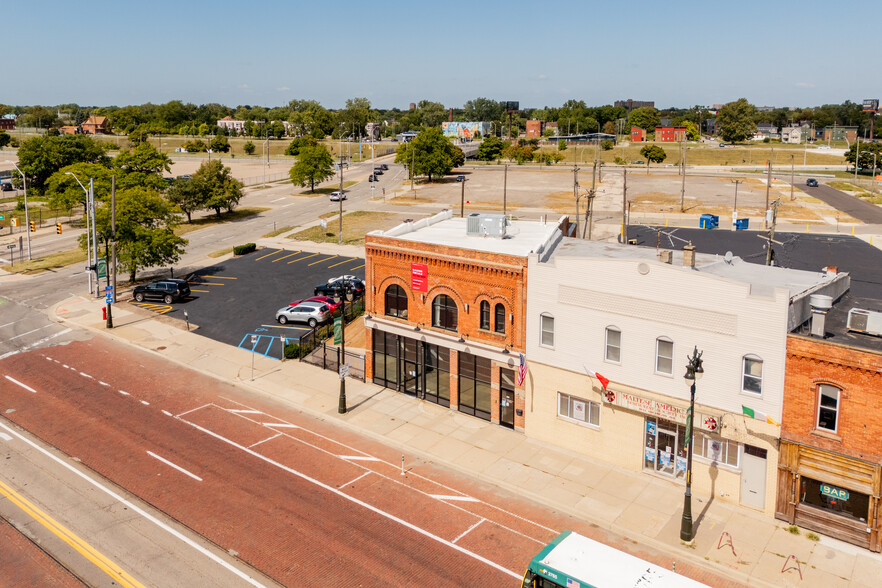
<box><xmin>499</xmin><ymin>368</ymin><xmax>515</xmax><ymax>429</ymax></box>
<box><xmin>741</xmin><ymin>445</ymin><xmax>767</xmax><ymax>509</ymax></box>
<box><xmin>656</xmin><ymin>430</ymin><xmax>676</xmax><ymax>476</ymax></box>
<box><xmin>398</xmin><ymin>338</ymin><xmax>420</xmax><ymax>397</ymax></box>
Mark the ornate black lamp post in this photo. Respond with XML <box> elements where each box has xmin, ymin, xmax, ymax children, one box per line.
<box><xmin>680</xmin><ymin>346</ymin><xmax>704</xmax><ymax>542</ymax></box>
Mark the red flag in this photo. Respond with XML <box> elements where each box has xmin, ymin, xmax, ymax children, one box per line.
<box><xmin>586</xmin><ymin>368</ymin><xmax>610</xmax><ymax>391</ymax></box>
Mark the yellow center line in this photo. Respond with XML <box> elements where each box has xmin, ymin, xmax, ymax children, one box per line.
<box><xmin>272</xmin><ymin>251</ymin><xmax>301</xmax><ymax>263</ymax></box>
<box><xmin>0</xmin><ymin>480</ymin><xmax>146</xmax><ymax>588</ymax></box>
<box><xmin>349</xmin><ymin>263</ymin><xmax>365</xmax><ymax>270</ymax></box>
<box><xmin>327</xmin><ymin>257</ymin><xmax>357</xmax><ymax>268</ymax></box>
<box><xmin>288</xmin><ymin>253</ymin><xmax>319</xmax><ymax>264</ymax></box>
<box><xmin>309</xmin><ymin>255</ymin><xmax>338</xmax><ymax>266</ymax></box>
<box><xmin>255</xmin><ymin>249</ymin><xmax>282</xmax><ymax>261</ymax></box>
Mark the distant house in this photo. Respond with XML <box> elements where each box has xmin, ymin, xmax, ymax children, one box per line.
<box><xmin>781</xmin><ymin>126</ymin><xmax>802</xmax><ymax>144</ymax></box>
<box><xmin>654</xmin><ymin>126</ymin><xmax>687</xmax><ymax>142</ymax></box>
<box><xmin>217</xmin><ymin>116</ymin><xmax>246</xmax><ymax>135</ymax></box>
<box><xmin>630</xmin><ymin>127</ymin><xmax>646</xmax><ymax>142</ymax></box>
<box><xmin>0</xmin><ymin>117</ymin><xmax>14</xmax><ymax>131</ymax></box>
<box><xmin>526</xmin><ymin>120</ymin><xmax>545</xmax><ymax>138</ymax></box>
<box><xmin>59</xmin><ymin>125</ymin><xmax>81</xmax><ymax>135</ymax></box>
<box><xmin>754</xmin><ymin>123</ymin><xmax>779</xmax><ymax>140</ymax></box>
<box><xmin>822</xmin><ymin>126</ymin><xmax>858</xmax><ymax>143</ymax></box>
<box><xmin>81</xmin><ymin>116</ymin><xmax>108</xmax><ymax>134</ymax></box>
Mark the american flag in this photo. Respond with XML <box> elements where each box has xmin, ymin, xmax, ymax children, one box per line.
<box><xmin>517</xmin><ymin>353</ymin><xmax>528</xmax><ymax>386</ymax></box>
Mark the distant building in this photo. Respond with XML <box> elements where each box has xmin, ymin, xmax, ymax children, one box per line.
<box><xmin>754</xmin><ymin>123</ymin><xmax>779</xmax><ymax>140</ymax></box>
<box><xmin>614</xmin><ymin>99</ymin><xmax>654</xmax><ymax>112</ymax></box>
<box><xmin>781</xmin><ymin>124</ymin><xmax>814</xmax><ymax>144</ymax></box>
<box><xmin>217</xmin><ymin>116</ymin><xmax>246</xmax><ymax>135</ymax></box>
<box><xmin>80</xmin><ymin>116</ymin><xmax>108</xmax><ymax>135</ymax></box>
<box><xmin>822</xmin><ymin>126</ymin><xmax>858</xmax><ymax>143</ymax></box>
<box><xmin>0</xmin><ymin>118</ymin><xmax>14</xmax><ymax>131</ymax></box>
<box><xmin>659</xmin><ymin>118</ymin><xmax>673</xmax><ymax>128</ymax></box>
<box><xmin>526</xmin><ymin>120</ymin><xmax>545</xmax><ymax>138</ymax></box>
<box><xmin>654</xmin><ymin>126</ymin><xmax>687</xmax><ymax>142</ymax></box>
<box><xmin>59</xmin><ymin>126</ymin><xmax>81</xmax><ymax>135</ymax></box>
<box><xmin>441</xmin><ymin>121</ymin><xmax>491</xmax><ymax>139</ymax></box>
<box><xmin>630</xmin><ymin>127</ymin><xmax>646</xmax><ymax>142</ymax></box>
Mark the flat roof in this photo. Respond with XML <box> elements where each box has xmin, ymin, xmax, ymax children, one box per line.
<box><xmin>800</xmin><ymin>292</ymin><xmax>882</xmax><ymax>353</ymax></box>
<box><xmin>372</xmin><ymin>211</ymin><xmax>561</xmax><ymax>257</ymax></box>
<box><xmin>550</xmin><ymin>238</ymin><xmax>833</xmax><ymax>298</ymax></box>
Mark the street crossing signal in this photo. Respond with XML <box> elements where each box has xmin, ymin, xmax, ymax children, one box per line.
<box><xmin>29</xmin><ymin>220</ymin><xmax>35</xmax><ymax>232</ymax></box>
<box><xmin>56</xmin><ymin>222</ymin><xmax>62</xmax><ymax>234</ymax></box>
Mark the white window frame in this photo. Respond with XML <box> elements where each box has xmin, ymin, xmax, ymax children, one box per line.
<box><xmin>693</xmin><ymin>431</ymin><xmax>741</xmax><ymax>469</ymax></box>
<box><xmin>816</xmin><ymin>384</ymin><xmax>840</xmax><ymax>433</ymax></box>
<box><xmin>605</xmin><ymin>326</ymin><xmax>621</xmax><ymax>363</ymax></box>
<box><xmin>540</xmin><ymin>313</ymin><xmax>554</xmax><ymax>347</ymax></box>
<box><xmin>742</xmin><ymin>355</ymin><xmax>763</xmax><ymax>395</ymax></box>
<box><xmin>557</xmin><ymin>392</ymin><xmax>601</xmax><ymax>428</ymax></box>
<box><xmin>655</xmin><ymin>337</ymin><xmax>673</xmax><ymax>375</ymax></box>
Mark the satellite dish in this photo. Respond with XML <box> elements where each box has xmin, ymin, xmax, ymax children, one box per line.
<box><xmin>724</xmin><ymin>251</ymin><xmax>734</xmax><ymax>264</ymax></box>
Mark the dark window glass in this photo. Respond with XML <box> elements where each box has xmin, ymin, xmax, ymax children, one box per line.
<box><xmin>480</xmin><ymin>301</ymin><xmax>490</xmax><ymax>330</ymax></box>
<box><xmin>458</xmin><ymin>352</ymin><xmax>491</xmax><ymax>421</ymax></box>
<box><xmin>384</xmin><ymin>285</ymin><xmax>408</xmax><ymax>319</ymax></box>
<box><xmin>494</xmin><ymin>304</ymin><xmax>505</xmax><ymax>334</ymax></box>
<box><xmin>432</xmin><ymin>295</ymin><xmax>458</xmax><ymax>331</ymax></box>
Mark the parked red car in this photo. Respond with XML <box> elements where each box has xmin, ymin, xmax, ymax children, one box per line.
<box><xmin>289</xmin><ymin>296</ymin><xmax>342</xmax><ymax>313</ymax></box>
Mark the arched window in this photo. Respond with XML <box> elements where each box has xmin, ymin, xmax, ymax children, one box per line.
<box><xmin>384</xmin><ymin>284</ymin><xmax>407</xmax><ymax>318</ymax></box>
<box><xmin>479</xmin><ymin>300</ymin><xmax>490</xmax><ymax>330</ymax></box>
<box><xmin>432</xmin><ymin>294</ymin><xmax>458</xmax><ymax>331</ymax></box>
<box><xmin>494</xmin><ymin>303</ymin><xmax>506</xmax><ymax>334</ymax></box>
<box><xmin>742</xmin><ymin>355</ymin><xmax>763</xmax><ymax>394</ymax></box>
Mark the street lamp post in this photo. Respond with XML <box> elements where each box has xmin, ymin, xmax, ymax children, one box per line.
<box><xmin>680</xmin><ymin>346</ymin><xmax>704</xmax><ymax>543</ymax></box>
<box><xmin>65</xmin><ymin>171</ymin><xmax>98</xmax><ymax>296</ymax></box>
<box><xmin>6</xmin><ymin>161</ymin><xmax>31</xmax><ymax>261</ymax></box>
<box><xmin>334</xmin><ymin>286</ymin><xmax>352</xmax><ymax>414</ymax></box>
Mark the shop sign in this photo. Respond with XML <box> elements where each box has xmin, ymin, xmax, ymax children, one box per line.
<box><xmin>616</xmin><ymin>392</ymin><xmax>687</xmax><ymax>423</ymax></box>
<box><xmin>820</xmin><ymin>484</ymin><xmax>849</xmax><ymax>501</ymax></box>
<box><xmin>411</xmin><ymin>263</ymin><xmax>428</xmax><ymax>292</ymax></box>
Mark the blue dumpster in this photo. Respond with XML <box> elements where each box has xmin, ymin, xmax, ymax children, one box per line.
<box><xmin>734</xmin><ymin>218</ymin><xmax>749</xmax><ymax>230</ymax></box>
<box><xmin>699</xmin><ymin>214</ymin><xmax>719</xmax><ymax>229</ymax></box>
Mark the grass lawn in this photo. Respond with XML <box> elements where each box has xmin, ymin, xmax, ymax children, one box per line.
<box><xmin>1</xmin><ymin>248</ymin><xmax>87</xmax><ymax>275</ymax></box>
<box><xmin>299</xmin><ymin>181</ymin><xmax>358</xmax><ymax>195</ymax></box>
<box><xmin>287</xmin><ymin>210</ymin><xmax>403</xmax><ymax>246</ymax></box>
<box><xmin>174</xmin><ymin>207</ymin><xmax>269</xmax><ymax>236</ymax></box>
<box><xmin>207</xmin><ymin>248</ymin><xmax>233</xmax><ymax>258</ymax></box>
<box><xmin>262</xmin><ymin>225</ymin><xmax>296</xmax><ymax>238</ymax></box>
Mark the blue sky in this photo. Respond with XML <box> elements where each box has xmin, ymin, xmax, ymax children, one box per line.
<box><xmin>6</xmin><ymin>1</ymin><xmax>877</xmax><ymax>110</ymax></box>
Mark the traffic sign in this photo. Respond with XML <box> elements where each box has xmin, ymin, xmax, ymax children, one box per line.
<box><xmin>6</xmin><ymin>244</ymin><xmax>15</xmax><ymax>249</ymax></box>
<box><xmin>339</xmin><ymin>364</ymin><xmax>349</xmax><ymax>379</ymax></box>
<box><xmin>105</xmin><ymin>285</ymin><xmax>114</xmax><ymax>291</ymax></box>
<box><xmin>105</xmin><ymin>295</ymin><xmax>113</xmax><ymax>304</ymax></box>
<box><xmin>0</xmin><ymin>214</ymin><xmax>4</xmax><ymax>220</ymax></box>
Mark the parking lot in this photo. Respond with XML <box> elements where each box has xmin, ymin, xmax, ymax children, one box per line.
<box><xmin>129</xmin><ymin>248</ymin><xmax>365</xmax><ymax>360</ymax></box>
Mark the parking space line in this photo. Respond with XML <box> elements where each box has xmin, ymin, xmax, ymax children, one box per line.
<box><xmin>195</xmin><ymin>282</ymin><xmax>226</xmax><ymax>286</ymax></box>
<box><xmin>272</xmin><ymin>251</ymin><xmax>301</xmax><ymax>263</ymax></box>
<box><xmin>255</xmin><ymin>249</ymin><xmax>282</xmax><ymax>261</ymax></box>
<box><xmin>287</xmin><ymin>253</ymin><xmax>319</xmax><ymax>264</ymax></box>
<box><xmin>309</xmin><ymin>255</ymin><xmax>337</xmax><ymax>266</ymax></box>
<box><xmin>260</xmin><ymin>324</ymin><xmax>306</xmax><ymax>331</ymax></box>
<box><xmin>349</xmin><ymin>264</ymin><xmax>365</xmax><ymax>270</ymax></box>
<box><xmin>211</xmin><ymin>276</ymin><xmax>237</xmax><ymax>280</ymax></box>
<box><xmin>190</xmin><ymin>289</ymin><xmax>210</xmax><ymax>293</ymax></box>
<box><xmin>327</xmin><ymin>257</ymin><xmax>357</xmax><ymax>268</ymax></box>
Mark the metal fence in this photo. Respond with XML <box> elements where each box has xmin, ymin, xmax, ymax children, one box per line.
<box><xmin>300</xmin><ymin>342</ymin><xmax>365</xmax><ymax>382</ymax></box>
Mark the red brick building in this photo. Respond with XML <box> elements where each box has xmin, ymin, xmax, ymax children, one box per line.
<box><xmin>777</xmin><ymin>294</ymin><xmax>882</xmax><ymax>551</ymax></box>
<box><xmin>526</xmin><ymin>120</ymin><xmax>545</xmax><ymax>138</ymax></box>
<box><xmin>363</xmin><ymin>210</ymin><xmax>567</xmax><ymax>431</ymax></box>
<box><xmin>654</xmin><ymin>126</ymin><xmax>687</xmax><ymax>142</ymax></box>
<box><xmin>0</xmin><ymin>118</ymin><xmax>14</xmax><ymax>131</ymax></box>
<box><xmin>81</xmin><ymin>116</ymin><xmax>108</xmax><ymax>134</ymax></box>
<box><xmin>630</xmin><ymin>127</ymin><xmax>645</xmax><ymax>142</ymax></box>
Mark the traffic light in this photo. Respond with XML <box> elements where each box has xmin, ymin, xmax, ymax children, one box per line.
<box><xmin>56</xmin><ymin>222</ymin><xmax>62</xmax><ymax>234</ymax></box>
<box><xmin>29</xmin><ymin>220</ymin><xmax>35</xmax><ymax>232</ymax></box>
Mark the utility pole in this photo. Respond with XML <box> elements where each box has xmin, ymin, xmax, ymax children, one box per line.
<box><xmin>573</xmin><ymin>164</ymin><xmax>579</xmax><ymax>235</ymax></box>
<box><xmin>106</xmin><ymin>177</ymin><xmax>115</xmax><ymax>328</ymax></box>
<box><xmin>90</xmin><ymin>179</ymin><xmax>99</xmax><ymax>298</ymax></box>
<box><xmin>410</xmin><ymin>145</ymin><xmax>415</xmax><ymax>194</ymax></box>
<box><xmin>732</xmin><ymin>179</ymin><xmax>742</xmax><ymax>230</ymax></box>
<box><xmin>790</xmin><ymin>154</ymin><xmax>795</xmax><ymax>201</ymax></box>
<box><xmin>679</xmin><ymin>141</ymin><xmax>686</xmax><ymax>212</ymax></box>
<box><xmin>338</xmin><ymin>151</ymin><xmax>345</xmax><ymax>245</ymax></box>
<box><xmin>854</xmin><ymin>137</ymin><xmax>861</xmax><ymax>182</ymax></box>
<box><xmin>765</xmin><ymin>155</ymin><xmax>773</xmax><ymax>212</ymax></box>
<box><xmin>583</xmin><ymin>189</ymin><xmax>596</xmax><ymax>240</ymax></box>
<box><xmin>460</xmin><ymin>177</ymin><xmax>466</xmax><ymax>217</ymax></box>
<box><xmin>622</xmin><ymin>168</ymin><xmax>628</xmax><ymax>243</ymax></box>
<box><xmin>504</xmin><ymin>164</ymin><xmax>508</xmax><ymax>217</ymax></box>
<box><xmin>765</xmin><ymin>199</ymin><xmax>780</xmax><ymax>266</ymax></box>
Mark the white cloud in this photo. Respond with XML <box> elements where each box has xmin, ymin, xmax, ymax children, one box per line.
<box><xmin>795</xmin><ymin>82</ymin><xmax>815</xmax><ymax>88</ymax></box>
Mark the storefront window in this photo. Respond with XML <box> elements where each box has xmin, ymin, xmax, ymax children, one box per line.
<box><xmin>384</xmin><ymin>285</ymin><xmax>408</xmax><ymax>318</ymax></box>
<box><xmin>694</xmin><ymin>431</ymin><xmax>740</xmax><ymax>468</ymax></box>
<box><xmin>800</xmin><ymin>477</ymin><xmax>869</xmax><ymax>523</ymax></box>
<box><xmin>558</xmin><ymin>392</ymin><xmax>600</xmax><ymax>427</ymax></box>
<box><xmin>643</xmin><ymin>417</ymin><xmax>686</xmax><ymax>480</ymax></box>
<box><xmin>372</xmin><ymin>330</ymin><xmax>399</xmax><ymax>388</ymax></box>
<box><xmin>458</xmin><ymin>352</ymin><xmax>491</xmax><ymax>421</ymax></box>
<box><xmin>424</xmin><ymin>344</ymin><xmax>450</xmax><ymax>407</ymax></box>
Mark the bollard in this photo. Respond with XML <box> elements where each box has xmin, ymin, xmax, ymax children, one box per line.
<box><xmin>852</xmin><ymin>226</ymin><xmax>855</xmax><ymax>236</ymax></box>
<box><xmin>102</xmin><ymin>307</ymin><xmax>106</xmax><ymax>321</ymax></box>
<box><xmin>401</xmin><ymin>455</ymin><xmax>405</xmax><ymax>476</ymax></box>
<box><xmin>806</xmin><ymin>223</ymin><xmax>809</xmax><ymax>233</ymax></box>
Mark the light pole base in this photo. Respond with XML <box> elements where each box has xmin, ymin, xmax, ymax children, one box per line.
<box><xmin>338</xmin><ymin>380</ymin><xmax>347</xmax><ymax>414</ymax></box>
<box><xmin>680</xmin><ymin>491</ymin><xmax>694</xmax><ymax>542</ymax></box>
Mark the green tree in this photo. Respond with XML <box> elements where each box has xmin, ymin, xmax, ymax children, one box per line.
<box><xmin>166</xmin><ymin>179</ymin><xmax>204</xmax><ymax>223</ymax></box>
<box><xmin>558</xmin><ymin>139</ymin><xmax>567</xmax><ymax>151</ymax></box>
<box><xmin>717</xmin><ymin>98</ymin><xmax>758</xmax><ymax>143</ymax></box>
<box><xmin>209</xmin><ymin>134</ymin><xmax>230</xmax><ymax>153</ymax></box>
<box><xmin>395</xmin><ymin>128</ymin><xmax>459</xmax><ymax>182</ymax></box>
<box><xmin>17</xmin><ymin>134</ymin><xmax>110</xmax><ymax>192</ymax></box>
<box><xmin>462</xmin><ymin>98</ymin><xmax>504</xmax><ymax>122</ymax></box>
<box><xmin>477</xmin><ymin>136</ymin><xmax>505</xmax><ymax>161</ymax></box>
<box><xmin>197</xmin><ymin>123</ymin><xmax>210</xmax><ymax>136</ymax></box>
<box><xmin>601</xmin><ymin>140</ymin><xmax>614</xmax><ymax>151</ymax></box>
<box><xmin>114</xmin><ymin>142</ymin><xmax>171</xmax><ymax>191</ymax></box>
<box><xmin>288</xmin><ymin>144</ymin><xmax>335</xmax><ymax>192</ymax></box>
<box><xmin>243</xmin><ymin>141</ymin><xmax>255</xmax><ymax>155</ymax></box>
<box><xmin>45</xmin><ymin>162</ymin><xmax>113</xmax><ymax>213</ymax></box>
<box><xmin>844</xmin><ymin>142</ymin><xmax>882</xmax><ymax>172</ymax></box>
<box><xmin>191</xmin><ymin>160</ymin><xmax>243</xmax><ymax>215</ymax></box>
<box><xmin>338</xmin><ymin>97</ymin><xmax>372</xmax><ymax>137</ymax></box>
<box><xmin>683</xmin><ymin>121</ymin><xmax>700</xmax><ymax>141</ymax></box>
<box><xmin>85</xmin><ymin>187</ymin><xmax>187</xmax><ymax>283</ymax></box>
<box><xmin>0</xmin><ymin>132</ymin><xmax>10</xmax><ymax>149</ymax></box>
<box><xmin>502</xmin><ymin>144</ymin><xmax>534</xmax><ymax>164</ymax></box>
<box><xmin>284</xmin><ymin>136</ymin><xmax>318</xmax><ymax>156</ymax></box>
<box><xmin>639</xmin><ymin>145</ymin><xmax>667</xmax><ymax>168</ymax></box>
<box><xmin>628</xmin><ymin>107</ymin><xmax>661</xmax><ymax>133</ymax></box>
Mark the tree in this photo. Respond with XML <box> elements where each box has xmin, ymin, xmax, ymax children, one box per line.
<box><xmin>209</xmin><ymin>134</ymin><xmax>230</xmax><ymax>153</ymax></box>
<box><xmin>628</xmin><ymin>107</ymin><xmax>661</xmax><ymax>133</ymax></box>
<box><xmin>197</xmin><ymin>123</ymin><xmax>210</xmax><ymax>136</ymax></box>
<box><xmin>0</xmin><ymin>132</ymin><xmax>10</xmax><ymax>149</ymax></box>
<box><xmin>639</xmin><ymin>145</ymin><xmax>667</xmax><ymax>168</ymax></box>
<box><xmin>45</xmin><ymin>162</ymin><xmax>113</xmax><ymax>213</ymax></box>
<box><xmin>85</xmin><ymin>187</ymin><xmax>187</xmax><ymax>283</ymax></box>
<box><xmin>844</xmin><ymin>142</ymin><xmax>882</xmax><ymax>172</ymax></box>
<box><xmin>462</xmin><ymin>98</ymin><xmax>504</xmax><ymax>122</ymax></box>
<box><xmin>191</xmin><ymin>160</ymin><xmax>243</xmax><ymax>215</ymax></box>
<box><xmin>395</xmin><ymin>128</ymin><xmax>459</xmax><ymax>182</ymax></box>
<box><xmin>717</xmin><ymin>98</ymin><xmax>758</xmax><ymax>143</ymax></box>
<box><xmin>243</xmin><ymin>141</ymin><xmax>255</xmax><ymax>155</ymax></box>
<box><xmin>284</xmin><ymin>136</ymin><xmax>318</xmax><ymax>156</ymax></box>
<box><xmin>17</xmin><ymin>134</ymin><xmax>109</xmax><ymax>192</ymax></box>
<box><xmin>288</xmin><ymin>144</ymin><xmax>335</xmax><ymax>192</ymax></box>
<box><xmin>683</xmin><ymin>121</ymin><xmax>700</xmax><ymax>141</ymax></box>
<box><xmin>502</xmin><ymin>144</ymin><xmax>535</xmax><ymax>164</ymax></box>
<box><xmin>602</xmin><ymin>121</ymin><xmax>615</xmax><ymax>135</ymax></box>
<box><xmin>477</xmin><ymin>136</ymin><xmax>505</xmax><ymax>161</ymax></box>
<box><xmin>114</xmin><ymin>142</ymin><xmax>171</xmax><ymax>191</ymax></box>
<box><xmin>601</xmin><ymin>140</ymin><xmax>614</xmax><ymax>151</ymax></box>
<box><xmin>166</xmin><ymin>179</ymin><xmax>204</xmax><ymax>223</ymax></box>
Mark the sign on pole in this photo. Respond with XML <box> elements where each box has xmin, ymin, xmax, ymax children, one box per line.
<box><xmin>333</xmin><ymin>317</ymin><xmax>342</xmax><ymax>345</ymax></box>
<box><xmin>97</xmin><ymin>257</ymin><xmax>107</xmax><ymax>278</ymax></box>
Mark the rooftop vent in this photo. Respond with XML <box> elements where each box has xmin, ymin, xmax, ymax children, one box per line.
<box><xmin>847</xmin><ymin>309</ymin><xmax>882</xmax><ymax>337</ymax></box>
<box><xmin>809</xmin><ymin>294</ymin><xmax>833</xmax><ymax>338</ymax></box>
<box><xmin>466</xmin><ymin>213</ymin><xmax>508</xmax><ymax>238</ymax></box>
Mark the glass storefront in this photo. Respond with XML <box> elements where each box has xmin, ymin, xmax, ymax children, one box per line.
<box><xmin>458</xmin><ymin>352</ymin><xmax>491</xmax><ymax>421</ymax></box>
<box><xmin>800</xmin><ymin>477</ymin><xmax>870</xmax><ymax>523</ymax></box>
<box><xmin>372</xmin><ymin>330</ymin><xmax>449</xmax><ymax>407</ymax></box>
<box><xmin>643</xmin><ymin>417</ymin><xmax>687</xmax><ymax>481</ymax></box>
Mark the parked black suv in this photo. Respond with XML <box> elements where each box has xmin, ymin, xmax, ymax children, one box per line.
<box><xmin>806</xmin><ymin>178</ymin><xmax>819</xmax><ymax>187</ymax></box>
<box><xmin>132</xmin><ymin>279</ymin><xmax>191</xmax><ymax>304</ymax></box>
<box><xmin>314</xmin><ymin>278</ymin><xmax>365</xmax><ymax>298</ymax></box>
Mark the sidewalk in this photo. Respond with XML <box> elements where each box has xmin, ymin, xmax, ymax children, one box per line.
<box><xmin>50</xmin><ymin>293</ymin><xmax>880</xmax><ymax>587</ymax></box>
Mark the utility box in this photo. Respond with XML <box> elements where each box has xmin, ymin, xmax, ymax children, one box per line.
<box><xmin>734</xmin><ymin>218</ymin><xmax>749</xmax><ymax>230</ymax></box>
<box><xmin>699</xmin><ymin>214</ymin><xmax>719</xmax><ymax>229</ymax></box>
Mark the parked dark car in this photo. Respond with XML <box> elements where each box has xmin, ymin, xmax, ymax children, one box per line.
<box><xmin>380</xmin><ymin>164</ymin><xmax>388</xmax><ymax>170</ymax></box>
<box><xmin>456</xmin><ymin>175</ymin><xmax>466</xmax><ymax>182</ymax></box>
<box><xmin>368</xmin><ymin>174</ymin><xmax>378</xmax><ymax>182</ymax></box>
<box><xmin>132</xmin><ymin>279</ymin><xmax>191</xmax><ymax>304</ymax></box>
<box><xmin>0</xmin><ymin>182</ymin><xmax>13</xmax><ymax>192</ymax></box>
<box><xmin>372</xmin><ymin>169</ymin><xmax>383</xmax><ymax>175</ymax></box>
<box><xmin>314</xmin><ymin>278</ymin><xmax>365</xmax><ymax>298</ymax></box>
<box><xmin>806</xmin><ymin>178</ymin><xmax>819</xmax><ymax>187</ymax></box>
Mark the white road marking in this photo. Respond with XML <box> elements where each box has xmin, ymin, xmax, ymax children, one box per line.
<box><xmin>0</xmin><ymin>423</ymin><xmax>264</xmax><ymax>587</ymax></box>
<box><xmin>4</xmin><ymin>375</ymin><xmax>37</xmax><ymax>394</ymax></box>
<box><xmin>179</xmin><ymin>418</ymin><xmax>520</xmax><ymax>580</ymax></box>
<box><xmin>79</xmin><ymin>372</ymin><xmax>93</xmax><ymax>379</ymax></box>
<box><xmin>140</xmin><ymin>400</ymin><xmax>150</xmax><ymax>405</ymax></box>
<box><xmin>162</xmin><ymin>410</ymin><xmax>173</xmax><ymax>417</ymax></box>
<box><xmin>429</xmin><ymin>495</ymin><xmax>481</xmax><ymax>502</ymax></box>
<box><xmin>177</xmin><ymin>403</ymin><xmax>211</xmax><ymax>418</ymax></box>
<box><xmin>261</xmin><ymin>422</ymin><xmax>298</xmax><ymax>428</ymax></box>
<box><xmin>9</xmin><ymin>324</ymin><xmax>52</xmax><ymax>340</ymax></box>
<box><xmin>228</xmin><ymin>410</ymin><xmax>263</xmax><ymax>415</ymax></box>
<box><xmin>338</xmin><ymin>456</ymin><xmax>381</xmax><ymax>462</ymax></box>
<box><xmin>0</xmin><ymin>328</ymin><xmax>72</xmax><ymax>360</ymax></box>
<box><xmin>62</xmin><ymin>364</ymin><xmax>69</xmax><ymax>369</ymax></box>
<box><xmin>270</xmin><ymin>197</ymin><xmax>286</xmax><ymax>202</ymax></box>
<box><xmin>281</xmin><ymin>203</ymin><xmax>295</xmax><ymax>208</ymax></box>
<box><xmin>45</xmin><ymin>356</ymin><xmax>53</xmax><ymax>361</ymax></box>
<box><xmin>119</xmin><ymin>390</ymin><xmax>129</xmax><ymax>396</ymax></box>
<box><xmin>248</xmin><ymin>434</ymin><xmax>281</xmax><ymax>449</ymax></box>
<box><xmin>453</xmin><ymin>519</ymin><xmax>485</xmax><ymax>544</ymax></box>
<box><xmin>0</xmin><ymin>320</ymin><xmax>24</xmax><ymax>329</ymax></box>
<box><xmin>340</xmin><ymin>471</ymin><xmax>372</xmax><ymax>488</ymax></box>
<box><xmin>147</xmin><ymin>451</ymin><xmax>202</xmax><ymax>482</ymax></box>
<box><xmin>99</xmin><ymin>381</ymin><xmax>110</xmax><ymax>387</ymax></box>
<box><xmin>0</xmin><ymin>433</ymin><xmax>13</xmax><ymax>441</ymax></box>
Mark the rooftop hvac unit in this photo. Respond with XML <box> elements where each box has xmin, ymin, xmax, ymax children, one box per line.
<box><xmin>847</xmin><ymin>309</ymin><xmax>882</xmax><ymax>337</ymax></box>
<box><xmin>466</xmin><ymin>213</ymin><xmax>507</xmax><ymax>238</ymax></box>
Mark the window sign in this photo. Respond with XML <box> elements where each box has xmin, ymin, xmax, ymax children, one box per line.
<box><xmin>676</xmin><ymin>456</ymin><xmax>687</xmax><ymax>472</ymax></box>
<box><xmin>572</xmin><ymin>400</ymin><xmax>586</xmax><ymax>421</ymax></box>
<box><xmin>820</xmin><ymin>484</ymin><xmax>849</xmax><ymax>501</ymax></box>
<box><xmin>646</xmin><ymin>420</ymin><xmax>656</xmax><ymax>435</ymax></box>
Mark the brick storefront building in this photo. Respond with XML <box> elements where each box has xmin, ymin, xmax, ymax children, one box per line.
<box><xmin>363</xmin><ymin>211</ymin><xmax>566</xmax><ymax>431</ymax></box>
<box><xmin>777</xmin><ymin>295</ymin><xmax>882</xmax><ymax>551</ymax></box>
<box><xmin>654</xmin><ymin>126</ymin><xmax>687</xmax><ymax>142</ymax></box>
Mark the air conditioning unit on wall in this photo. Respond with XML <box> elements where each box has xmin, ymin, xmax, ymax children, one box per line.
<box><xmin>847</xmin><ymin>309</ymin><xmax>882</xmax><ymax>337</ymax></box>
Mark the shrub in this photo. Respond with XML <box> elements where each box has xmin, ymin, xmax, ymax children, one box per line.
<box><xmin>601</xmin><ymin>139</ymin><xmax>614</xmax><ymax>151</ymax></box>
<box><xmin>614</xmin><ymin>156</ymin><xmax>626</xmax><ymax>165</ymax></box>
<box><xmin>806</xmin><ymin>532</ymin><xmax>819</xmax><ymax>541</ymax></box>
<box><xmin>233</xmin><ymin>243</ymin><xmax>256</xmax><ymax>255</ymax></box>
<box><xmin>786</xmin><ymin>525</ymin><xmax>800</xmax><ymax>535</ymax></box>
<box><xmin>284</xmin><ymin>343</ymin><xmax>301</xmax><ymax>359</ymax></box>
<box><xmin>558</xmin><ymin>139</ymin><xmax>567</xmax><ymax>151</ymax></box>
<box><xmin>243</xmin><ymin>141</ymin><xmax>255</xmax><ymax>155</ymax></box>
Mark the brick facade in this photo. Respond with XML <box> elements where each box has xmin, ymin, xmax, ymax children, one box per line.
<box><xmin>630</xmin><ymin>127</ymin><xmax>645</xmax><ymax>142</ymax></box>
<box><xmin>654</xmin><ymin>127</ymin><xmax>687</xmax><ymax>142</ymax></box>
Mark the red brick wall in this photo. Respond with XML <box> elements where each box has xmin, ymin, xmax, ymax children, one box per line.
<box><xmin>784</xmin><ymin>335</ymin><xmax>882</xmax><ymax>463</ymax></box>
<box><xmin>630</xmin><ymin>127</ymin><xmax>644</xmax><ymax>142</ymax></box>
<box><xmin>526</xmin><ymin>120</ymin><xmax>543</xmax><ymax>138</ymax></box>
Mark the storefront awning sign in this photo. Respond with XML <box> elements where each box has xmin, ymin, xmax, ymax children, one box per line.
<box><xmin>609</xmin><ymin>390</ymin><xmax>718</xmax><ymax>430</ymax></box>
